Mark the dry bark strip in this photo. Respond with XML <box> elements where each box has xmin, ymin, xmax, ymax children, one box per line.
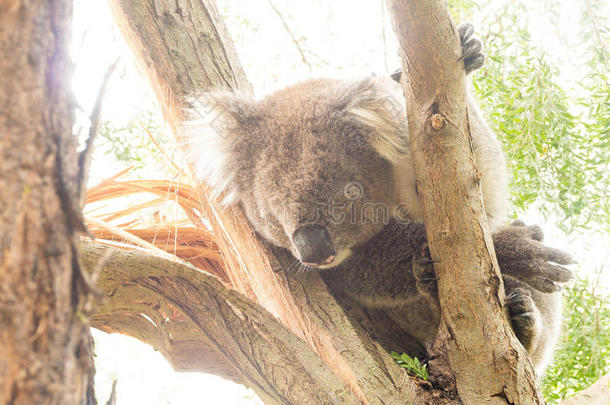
<box><xmin>386</xmin><ymin>1</ymin><xmax>544</xmax><ymax>403</ymax></box>
<box><xmin>0</xmin><ymin>1</ymin><xmax>94</xmax><ymax>404</ymax></box>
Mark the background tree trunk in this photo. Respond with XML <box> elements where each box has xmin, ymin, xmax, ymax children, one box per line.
<box><xmin>0</xmin><ymin>1</ymin><xmax>95</xmax><ymax>404</ymax></box>
<box><xmin>385</xmin><ymin>1</ymin><xmax>544</xmax><ymax>403</ymax></box>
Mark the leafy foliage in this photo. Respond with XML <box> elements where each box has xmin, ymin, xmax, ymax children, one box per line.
<box><xmin>468</xmin><ymin>0</ymin><xmax>609</xmax><ymax>233</ymax></box>
<box><xmin>542</xmin><ymin>276</ymin><xmax>610</xmax><ymax>403</ymax></box>
<box><xmin>96</xmin><ymin>109</ymin><xmax>172</xmax><ymax>178</ymax></box>
<box><xmin>390</xmin><ymin>351</ymin><xmax>429</xmax><ymax>380</ymax></box>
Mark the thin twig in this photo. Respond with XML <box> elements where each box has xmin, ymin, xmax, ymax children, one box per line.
<box><xmin>381</xmin><ymin>0</ymin><xmax>389</xmax><ymax>72</ymax></box>
<box><xmin>78</xmin><ymin>58</ymin><xmax>121</xmax><ymax>208</ymax></box>
<box><xmin>267</xmin><ymin>0</ymin><xmax>312</xmax><ymax>71</ymax></box>
<box><xmin>83</xmin><ymin>247</ymin><xmax>114</xmax><ymax>312</ymax></box>
<box><xmin>106</xmin><ymin>379</ymin><xmax>118</xmax><ymax>405</ymax></box>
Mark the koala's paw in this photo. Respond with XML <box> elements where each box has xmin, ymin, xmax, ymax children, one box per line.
<box><xmin>493</xmin><ymin>221</ymin><xmax>575</xmax><ymax>293</ymax></box>
<box><xmin>413</xmin><ymin>243</ymin><xmax>438</xmax><ymax>299</ymax></box>
<box><xmin>506</xmin><ymin>288</ymin><xmax>541</xmax><ymax>352</ymax></box>
<box><xmin>458</xmin><ymin>22</ymin><xmax>485</xmax><ymax>74</ymax></box>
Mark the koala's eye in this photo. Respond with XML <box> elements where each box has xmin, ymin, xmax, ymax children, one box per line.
<box><xmin>344</xmin><ymin>182</ymin><xmax>364</xmax><ymax>201</ymax></box>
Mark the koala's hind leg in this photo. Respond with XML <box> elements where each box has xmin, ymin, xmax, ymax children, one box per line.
<box><xmin>504</xmin><ymin>276</ymin><xmax>562</xmax><ymax>373</ymax></box>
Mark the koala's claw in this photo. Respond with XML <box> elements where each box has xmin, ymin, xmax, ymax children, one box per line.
<box><xmin>504</xmin><ymin>290</ymin><xmax>529</xmax><ymax>305</ymax></box>
<box><xmin>415</xmin><ymin>257</ymin><xmax>438</xmax><ymax>266</ymax></box>
<box><xmin>506</xmin><ymin>288</ymin><xmax>540</xmax><ymax>351</ymax></box>
<box><xmin>493</xmin><ymin>221</ymin><xmax>575</xmax><ymax>293</ymax></box>
<box><xmin>389</xmin><ymin>22</ymin><xmax>485</xmax><ymax>83</ymax></box>
<box><xmin>458</xmin><ymin>22</ymin><xmax>485</xmax><ymax>74</ymax></box>
<box><xmin>461</xmin><ymin>37</ymin><xmax>482</xmax><ymax>60</ymax></box>
<box><xmin>458</xmin><ymin>22</ymin><xmax>475</xmax><ymax>41</ymax></box>
<box><xmin>413</xmin><ymin>244</ymin><xmax>438</xmax><ymax>299</ymax></box>
<box><xmin>510</xmin><ymin>220</ymin><xmax>544</xmax><ymax>242</ymax></box>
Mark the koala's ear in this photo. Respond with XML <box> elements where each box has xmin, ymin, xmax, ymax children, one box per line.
<box><xmin>338</xmin><ymin>77</ymin><xmax>409</xmax><ymax>163</ymax></box>
<box><xmin>181</xmin><ymin>91</ymin><xmax>260</xmax><ymax>203</ymax></box>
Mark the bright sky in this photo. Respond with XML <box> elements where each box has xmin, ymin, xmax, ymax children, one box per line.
<box><xmin>72</xmin><ymin>1</ymin><xmax>608</xmax><ymax>404</ymax></box>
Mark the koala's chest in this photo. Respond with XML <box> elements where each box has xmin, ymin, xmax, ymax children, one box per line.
<box><xmin>322</xmin><ymin>245</ymin><xmax>420</xmax><ymax>306</ymax></box>
<box><xmin>322</xmin><ymin>257</ymin><xmax>440</xmax><ymax>346</ymax></box>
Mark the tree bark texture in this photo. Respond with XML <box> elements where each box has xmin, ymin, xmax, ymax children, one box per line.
<box><xmin>103</xmin><ymin>0</ymin><xmax>427</xmax><ymax>403</ymax></box>
<box><xmin>385</xmin><ymin>1</ymin><xmax>544</xmax><ymax>404</ymax></box>
<box><xmin>0</xmin><ymin>1</ymin><xmax>95</xmax><ymax>404</ymax></box>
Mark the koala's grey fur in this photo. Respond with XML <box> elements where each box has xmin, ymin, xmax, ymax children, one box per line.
<box><xmin>183</xmin><ymin>23</ymin><xmax>573</xmax><ymax>374</ymax></box>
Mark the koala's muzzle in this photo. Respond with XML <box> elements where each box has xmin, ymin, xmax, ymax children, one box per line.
<box><xmin>292</xmin><ymin>225</ymin><xmax>336</xmax><ymax>266</ymax></box>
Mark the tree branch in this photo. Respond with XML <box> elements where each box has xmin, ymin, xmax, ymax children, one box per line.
<box><xmin>78</xmin><ymin>59</ymin><xmax>120</xmax><ymax>208</ymax></box>
<box><xmin>560</xmin><ymin>374</ymin><xmax>610</xmax><ymax>405</ymax></box>
<box><xmin>82</xmin><ymin>241</ymin><xmax>358</xmax><ymax>404</ymax></box>
<box><xmin>385</xmin><ymin>1</ymin><xmax>543</xmax><ymax>403</ymax></box>
<box><xmin>267</xmin><ymin>0</ymin><xmax>312</xmax><ymax>71</ymax></box>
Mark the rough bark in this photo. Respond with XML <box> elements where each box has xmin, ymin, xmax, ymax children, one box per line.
<box><xmin>0</xmin><ymin>1</ymin><xmax>95</xmax><ymax>404</ymax></box>
<box><xmin>103</xmin><ymin>0</ymin><xmax>427</xmax><ymax>403</ymax></box>
<box><xmin>385</xmin><ymin>1</ymin><xmax>543</xmax><ymax>404</ymax></box>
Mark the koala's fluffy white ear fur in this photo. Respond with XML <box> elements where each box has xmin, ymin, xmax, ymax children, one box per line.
<box><xmin>182</xmin><ymin>91</ymin><xmax>257</xmax><ymax>203</ymax></box>
<box><xmin>342</xmin><ymin>77</ymin><xmax>409</xmax><ymax>163</ymax></box>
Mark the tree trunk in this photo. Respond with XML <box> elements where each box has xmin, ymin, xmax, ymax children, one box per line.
<box><xmin>560</xmin><ymin>374</ymin><xmax>610</xmax><ymax>405</ymax></box>
<box><xmin>0</xmin><ymin>1</ymin><xmax>95</xmax><ymax>404</ymax></box>
<box><xmin>385</xmin><ymin>1</ymin><xmax>543</xmax><ymax>403</ymax></box>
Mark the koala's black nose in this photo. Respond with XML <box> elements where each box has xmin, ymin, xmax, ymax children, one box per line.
<box><xmin>292</xmin><ymin>225</ymin><xmax>336</xmax><ymax>266</ymax></box>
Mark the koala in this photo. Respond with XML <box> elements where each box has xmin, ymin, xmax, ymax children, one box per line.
<box><xmin>183</xmin><ymin>23</ymin><xmax>573</xmax><ymax>374</ymax></box>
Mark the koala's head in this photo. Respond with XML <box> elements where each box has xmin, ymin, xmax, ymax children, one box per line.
<box><xmin>184</xmin><ymin>77</ymin><xmax>408</xmax><ymax>269</ymax></box>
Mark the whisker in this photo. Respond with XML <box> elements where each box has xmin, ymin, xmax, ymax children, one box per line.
<box><xmin>286</xmin><ymin>258</ymin><xmax>300</xmax><ymax>273</ymax></box>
